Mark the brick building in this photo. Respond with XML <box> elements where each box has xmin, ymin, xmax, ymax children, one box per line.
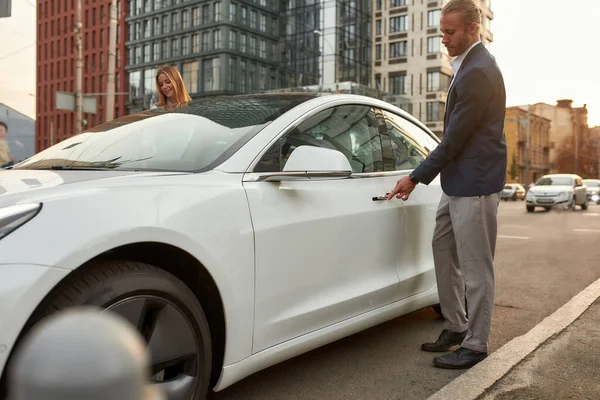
<box><xmin>36</xmin><ymin>0</ymin><xmax>128</xmax><ymax>152</ymax></box>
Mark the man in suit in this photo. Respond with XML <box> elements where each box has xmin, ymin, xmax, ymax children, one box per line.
<box><xmin>386</xmin><ymin>0</ymin><xmax>507</xmax><ymax>369</ymax></box>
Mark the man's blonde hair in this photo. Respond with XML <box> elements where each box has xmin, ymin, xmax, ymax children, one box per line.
<box><xmin>442</xmin><ymin>0</ymin><xmax>482</xmax><ymax>31</ymax></box>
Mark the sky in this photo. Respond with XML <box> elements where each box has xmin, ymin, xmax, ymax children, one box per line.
<box><xmin>0</xmin><ymin>0</ymin><xmax>599</xmax><ymax>126</ymax></box>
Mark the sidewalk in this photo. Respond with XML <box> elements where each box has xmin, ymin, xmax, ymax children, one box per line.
<box><xmin>427</xmin><ymin>277</ymin><xmax>600</xmax><ymax>400</ymax></box>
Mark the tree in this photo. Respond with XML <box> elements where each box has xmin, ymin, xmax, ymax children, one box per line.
<box><xmin>509</xmin><ymin>153</ymin><xmax>518</xmax><ymax>181</ymax></box>
<box><xmin>553</xmin><ymin>129</ymin><xmax>599</xmax><ymax>178</ymax></box>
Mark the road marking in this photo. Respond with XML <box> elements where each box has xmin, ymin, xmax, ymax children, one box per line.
<box><xmin>498</xmin><ymin>235</ymin><xmax>530</xmax><ymax>240</ymax></box>
<box><xmin>501</xmin><ymin>225</ymin><xmax>529</xmax><ymax>228</ymax></box>
<box><xmin>573</xmin><ymin>229</ymin><xmax>600</xmax><ymax>233</ymax></box>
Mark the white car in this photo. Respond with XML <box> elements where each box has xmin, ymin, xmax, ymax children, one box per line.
<box><xmin>525</xmin><ymin>173</ymin><xmax>588</xmax><ymax>212</ymax></box>
<box><xmin>0</xmin><ymin>94</ymin><xmax>442</xmax><ymax>398</ymax></box>
<box><xmin>583</xmin><ymin>179</ymin><xmax>600</xmax><ymax>204</ymax></box>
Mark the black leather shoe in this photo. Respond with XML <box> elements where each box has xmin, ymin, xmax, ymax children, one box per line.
<box><xmin>421</xmin><ymin>329</ymin><xmax>467</xmax><ymax>352</ymax></box>
<box><xmin>433</xmin><ymin>347</ymin><xmax>487</xmax><ymax>369</ymax></box>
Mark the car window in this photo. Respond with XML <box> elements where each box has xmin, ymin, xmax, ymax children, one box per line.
<box><xmin>584</xmin><ymin>180</ymin><xmax>599</xmax><ymax>187</ymax></box>
<box><xmin>380</xmin><ymin>110</ymin><xmax>434</xmax><ymax>172</ymax></box>
<box><xmin>536</xmin><ymin>176</ymin><xmax>573</xmax><ymax>186</ymax></box>
<box><xmin>254</xmin><ymin>105</ymin><xmax>384</xmax><ymax>173</ymax></box>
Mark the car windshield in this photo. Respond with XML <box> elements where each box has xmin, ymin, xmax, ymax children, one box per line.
<box><xmin>535</xmin><ymin>176</ymin><xmax>573</xmax><ymax>186</ymax></box>
<box><xmin>14</xmin><ymin>94</ymin><xmax>319</xmax><ymax>172</ymax></box>
<box><xmin>584</xmin><ymin>181</ymin><xmax>599</xmax><ymax>187</ymax></box>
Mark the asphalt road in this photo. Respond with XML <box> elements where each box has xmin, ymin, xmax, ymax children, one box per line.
<box><xmin>208</xmin><ymin>200</ymin><xmax>600</xmax><ymax>400</ymax></box>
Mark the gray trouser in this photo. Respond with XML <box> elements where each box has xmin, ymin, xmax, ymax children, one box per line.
<box><xmin>432</xmin><ymin>192</ymin><xmax>500</xmax><ymax>353</ymax></box>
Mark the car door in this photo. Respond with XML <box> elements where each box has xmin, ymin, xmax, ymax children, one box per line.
<box><xmin>378</xmin><ymin>109</ymin><xmax>442</xmax><ymax>300</ymax></box>
<box><xmin>243</xmin><ymin>104</ymin><xmax>404</xmax><ymax>353</ymax></box>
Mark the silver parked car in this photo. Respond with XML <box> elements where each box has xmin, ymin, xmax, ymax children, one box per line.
<box><xmin>501</xmin><ymin>183</ymin><xmax>526</xmax><ymax>201</ymax></box>
<box><xmin>583</xmin><ymin>179</ymin><xmax>600</xmax><ymax>204</ymax></box>
<box><xmin>525</xmin><ymin>174</ymin><xmax>588</xmax><ymax>212</ymax></box>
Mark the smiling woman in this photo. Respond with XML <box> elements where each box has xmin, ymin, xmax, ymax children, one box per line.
<box><xmin>151</xmin><ymin>65</ymin><xmax>192</xmax><ymax>109</ymax></box>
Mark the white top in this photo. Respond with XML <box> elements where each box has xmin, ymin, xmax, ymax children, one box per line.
<box><xmin>449</xmin><ymin>40</ymin><xmax>481</xmax><ymax>87</ymax></box>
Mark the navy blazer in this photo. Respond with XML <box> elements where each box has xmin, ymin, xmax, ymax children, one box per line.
<box><xmin>412</xmin><ymin>43</ymin><xmax>507</xmax><ymax>197</ymax></box>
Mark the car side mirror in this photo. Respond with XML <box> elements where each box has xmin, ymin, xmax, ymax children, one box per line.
<box><xmin>245</xmin><ymin>146</ymin><xmax>353</xmax><ymax>182</ymax></box>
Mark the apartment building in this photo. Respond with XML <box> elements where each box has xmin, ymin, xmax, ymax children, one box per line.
<box><xmin>125</xmin><ymin>0</ymin><xmax>281</xmax><ymax>113</ymax></box>
<box><xmin>36</xmin><ymin>0</ymin><xmax>128</xmax><ymax>151</ymax></box>
<box><xmin>372</xmin><ymin>0</ymin><xmax>493</xmax><ymax>137</ymax></box>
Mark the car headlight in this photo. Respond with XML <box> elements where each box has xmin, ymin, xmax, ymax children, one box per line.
<box><xmin>0</xmin><ymin>203</ymin><xmax>42</xmax><ymax>240</ymax></box>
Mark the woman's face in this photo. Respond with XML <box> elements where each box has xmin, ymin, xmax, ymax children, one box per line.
<box><xmin>157</xmin><ymin>73</ymin><xmax>175</xmax><ymax>100</ymax></box>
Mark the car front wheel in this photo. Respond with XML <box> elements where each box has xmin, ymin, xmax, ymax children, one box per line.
<box><xmin>527</xmin><ymin>205</ymin><xmax>535</xmax><ymax>212</ymax></box>
<box><xmin>22</xmin><ymin>260</ymin><xmax>212</xmax><ymax>400</ymax></box>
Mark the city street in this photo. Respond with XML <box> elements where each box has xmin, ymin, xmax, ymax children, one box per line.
<box><xmin>208</xmin><ymin>200</ymin><xmax>600</xmax><ymax>400</ymax></box>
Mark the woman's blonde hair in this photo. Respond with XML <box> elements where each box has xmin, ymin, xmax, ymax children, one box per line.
<box><xmin>154</xmin><ymin>65</ymin><xmax>192</xmax><ymax>107</ymax></box>
<box><xmin>442</xmin><ymin>0</ymin><xmax>482</xmax><ymax>33</ymax></box>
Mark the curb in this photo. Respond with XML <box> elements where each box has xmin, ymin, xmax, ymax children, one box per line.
<box><xmin>426</xmin><ymin>276</ymin><xmax>600</xmax><ymax>400</ymax></box>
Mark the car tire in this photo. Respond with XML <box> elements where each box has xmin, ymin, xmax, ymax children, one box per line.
<box><xmin>582</xmin><ymin>200</ymin><xmax>588</xmax><ymax>210</ymax></box>
<box><xmin>19</xmin><ymin>260</ymin><xmax>212</xmax><ymax>400</ymax></box>
<box><xmin>544</xmin><ymin>206</ymin><xmax>552</xmax><ymax>211</ymax></box>
<box><xmin>527</xmin><ymin>205</ymin><xmax>535</xmax><ymax>212</ymax></box>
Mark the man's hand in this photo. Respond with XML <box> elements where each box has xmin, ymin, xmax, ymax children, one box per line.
<box><xmin>386</xmin><ymin>176</ymin><xmax>416</xmax><ymax>201</ymax></box>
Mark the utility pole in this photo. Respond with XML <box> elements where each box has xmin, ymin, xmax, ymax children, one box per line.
<box><xmin>75</xmin><ymin>0</ymin><xmax>83</xmax><ymax>133</ymax></box>
<box><xmin>525</xmin><ymin>105</ymin><xmax>531</xmax><ymax>187</ymax></box>
<box><xmin>105</xmin><ymin>0</ymin><xmax>117</xmax><ymax>122</ymax></box>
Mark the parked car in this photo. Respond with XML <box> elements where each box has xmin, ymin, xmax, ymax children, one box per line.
<box><xmin>501</xmin><ymin>183</ymin><xmax>526</xmax><ymax>201</ymax></box>
<box><xmin>583</xmin><ymin>179</ymin><xmax>600</xmax><ymax>204</ymax></box>
<box><xmin>525</xmin><ymin>173</ymin><xmax>588</xmax><ymax>212</ymax></box>
<box><xmin>0</xmin><ymin>93</ymin><xmax>444</xmax><ymax>399</ymax></box>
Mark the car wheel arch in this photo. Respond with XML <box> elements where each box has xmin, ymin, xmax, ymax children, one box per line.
<box><xmin>3</xmin><ymin>242</ymin><xmax>227</xmax><ymax>392</ymax></box>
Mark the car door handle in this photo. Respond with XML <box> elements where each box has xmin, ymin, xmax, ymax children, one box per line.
<box><xmin>372</xmin><ymin>194</ymin><xmax>390</xmax><ymax>201</ymax></box>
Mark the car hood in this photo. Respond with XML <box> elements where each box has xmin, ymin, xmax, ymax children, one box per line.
<box><xmin>529</xmin><ymin>185</ymin><xmax>573</xmax><ymax>195</ymax></box>
<box><xmin>0</xmin><ymin>169</ymin><xmax>187</xmax><ymax>206</ymax></box>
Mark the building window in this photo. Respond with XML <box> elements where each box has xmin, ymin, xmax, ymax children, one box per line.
<box><xmin>144</xmin><ymin>68</ymin><xmax>156</xmax><ymax>98</ymax></box>
<box><xmin>389</xmin><ymin>41</ymin><xmax>407</xmax><ymax>58</ymax></box>
<box><xmin>153</xmin><ymin>17</ymin><xmax>160</xmax><ymax>35</ymax></box>
<box><xmin>229</xmin><ymin>30</ymin><xmax>237</xmax><ymax>49</ymax></box>
<box><xmin>213</xmin><ymin>29</ymin><xmax>221</xmax><ymax>49</ymax></box>
<box><xmin>250</xmin><ymin>10</ymin><xmax>257</xmax><ymax>29</ymax></box>
<box><xmin>214</xmin><ymin>2</ymin><xmax>221</xmax><ymax>21</ymax></box>
<box><xmin>250</xmin><ymin>36</ymin><xmax>256</xmax><ymax>55</ymax></box>
<box><xmin>161</xmin><ymin>40</ymin><xmax>169</xmax><ymax>58</ymax></box>
<box><xmin>162</xmin><ymin>15</ymin><xmax>168</xmax><ymax>33</ymax></box>
<box><xmin>375</xmin><ymin>44</ymin><xmax>382</xmax><ymax>60</ymax></box>
<box><xmin>390</xmin><ymin>15</ymin><xmax>408</xmax><ymax>33</ymax></box>
<box><xmin>259</xmin><ymin>65</ymin><xmax>267</xmax><ymax>91</ymax></box>
<box><xmin>192</xmin><ymin>34</ymin><xmax>200</xmax><ymax>53</ymax></box>
<box><xmin>390</xmin><ymin>0</ymin><xmax>406</xmax><ymax>7</ymax></box>
<box><xmin>172</xmin><ymin>13</ymin><xmax>179</xmax><ymax>31</ymax></box>
<box><xmin>241</xmin><ymin>6</ymin><xmax>247</xmax><ymax>24</ymax></box>
<box><xmin>135</xmin><ymin>46</ymin><xmax>142</xmax><ymax>64</ymax></box>
<box><xmin>153</xmin><ymin>43</ymin><xmax>159</xmax><ymax>61</ymax></box>
<box><xmin>172</xmin><ymin>38</ymin><xmax>179</xmax><ymax>57</ymax></box>
<box><xmin>240</xmin><ymin>33</ymin><xmax>247</xmax><ymax>53</ymax></box>
<box><xmin>389</xmin><ymin>75</ymin><xmax>407</xmax><ymax>95</ymax></box>
<box><xmin>202</xmin><ymin>31</ymin><xmax>210</xmax><ymax>51</ymax></box>
<box><xmin>228</xmin><ymin>57</ymin><xmax>236</xmax><ymax>90</ymax></box>
<box><xmin>192</xmin><ymin>7</ymin><xmax>200</xmax><ymax>26</ymax></box>
<box><xmin>260</xmin><ymin>40</ymin><xmax>266</xmax><ymax>58</ymax></box>
<box><xmin>428</xmin><ymin>10</ymin><xmax>441</xmax><ymax>27</ymax></box>
<box><xmin>143</xmin><ymin>20</ymin><xmax>149</xmax><ymax>38</ymax></box>
<box><xmin>182</xmin><ymin>36</ymin><xmax>189</xmax><ymax>55</ymax></box>
<box><xmin>182</xmin><ymin>10</ymin><xmax>189</xmax><ymax>29</ymax></box>
<box><xmin>376</xmin><ymin>0</ymin><xmax>382</xmax><ymax>10</ymax></box>
<box><xmin>427</xmin><ymin>102</ymin><xmax>444</xmax><ymax>122</ymax></box>
<box><xmin>202</xmin><ymin>4</ymin><xmax>209</xmax><ymax>24</ymax></box>
<box><xmin>376</xmin><ymin>20</ymin><xmax>382</xmax><ymax>35</ymax></box>
<box><xmin>182</xmin><ymin>61</ymin><xmax>198</xmax><ymax>93</ymax></box>
<box><xmin>143</xmin><ymin>44</ymin><xmax>150</xmax><ymax>63</ymax></box>
<box><xmin>427</xmin><ymin>36</ymin><xmax>441</xmax><ymax>53</ymax></box>
<box><xmin>260</xmin><ymin>14</ymin><xmax>267</xmax><ymax>32</ymax></box>
<box><xmin>203</xmin><ymin>58</ymin><xmax>221</xmax><ymax>91</ymax></box>
<box><xmin>230</xmin><ymin>2</ymin><xmax>237</xmax><ymax>21</ymax></box>
<box><xmin>427</xmin><ymin>71</ymin><xmax>451</xmax><ymax>92</ymax></box>
<box><xmin>129</xmin><ymin>70</ymin><xmax>142</xmax><ymax>99</ymax></box>
<box><xmin>240</xmin><ymin>60</ymin><xmax>246</xmax><ymax>92</ymax></box>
